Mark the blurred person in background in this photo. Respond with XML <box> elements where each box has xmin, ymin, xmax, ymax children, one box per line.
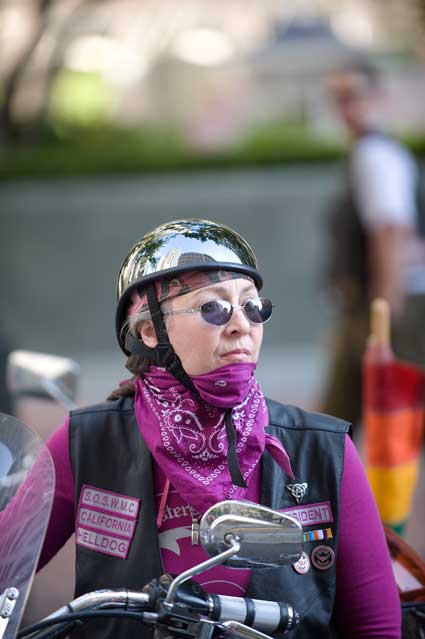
<box><xmin>38</xmin><ymin>219</ymin><xmax>400</xmax><ymax>638</ymax></box>
<box><xmin>321</xmin><ymin>62</ymin><xmax>425</xmax><ymax>429</ymax></box>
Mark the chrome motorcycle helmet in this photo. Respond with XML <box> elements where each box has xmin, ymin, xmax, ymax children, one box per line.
<box><xmin>116</xmin><ymin>218</ymin><xmax>262</xmax><ymax>356</ymax></box>
<box><xmin>116</xmin><ymin>218</ymin><xmax>262</xmax><ymax>488</ymax></box>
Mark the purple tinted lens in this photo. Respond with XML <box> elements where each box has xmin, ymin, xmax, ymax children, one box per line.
<box><xmin>245</xmin><ymin>298</ymin><xmax>273</xmax><ymax>323</ymax></box>
<box><xmin>200</xmin><ymin>300</ymin><xmax>232</xmax><ymax>325</ymax></box>
<box><xmin>200</xmin><ymin>299</ymin><xmax>272</xmax><ymax>325</ymax></box>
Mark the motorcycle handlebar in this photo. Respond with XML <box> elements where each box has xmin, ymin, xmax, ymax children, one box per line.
<box><xmin>44</xmin><ymin>589</ymin><xmax>150</xmax><ymax>621</ymax></box>
<box><xmin>36</xmin><ymin>588</ymin><xmax>298</xmax><ymax>638</ymax></box>
<box><xmin>207</xmin><ymin>593</ymin><xmax>299</xmax><ymax>633</ymax></box>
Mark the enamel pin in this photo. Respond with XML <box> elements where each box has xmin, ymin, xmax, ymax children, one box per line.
<box><xmin>286</xmin><ymin>482</ymin><xmax>308</xmax><ymax>504</ymax></box>
<box><xmin>311</xmin><ymin>545</ymin><xmax>335</xmax><ymax>570</ymax></box>
<box><xmin>293</xmin><ymin>551</ymin><xmax>311</xmax><ymax>575</ymax></box>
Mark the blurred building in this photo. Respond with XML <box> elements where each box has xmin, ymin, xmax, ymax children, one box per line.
<box><xmin>1</xmin><ymin>0</ymin><xmax>425</xmax><ymax>149</ymax></box>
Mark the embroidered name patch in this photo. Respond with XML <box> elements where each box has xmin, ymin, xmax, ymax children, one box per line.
<box><xmin>280</xmin><ymin>501</ymin><xmax>333</xmax><ymax>527</ymax></box>
<box><xmin>76</xmin><ymin>485</ymin><xmax>140</xmax><ymax>559</ymax></box>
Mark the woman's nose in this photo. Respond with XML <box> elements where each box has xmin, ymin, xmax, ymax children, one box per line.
<box><xmin>225</xmin><ymin>306</ymin><xmax>251</xmax><ymax>334</ymax></box>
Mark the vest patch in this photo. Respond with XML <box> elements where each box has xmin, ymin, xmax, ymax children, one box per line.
<box><xmin>76</xmin><ymin>485</ymin><xmax>140</xmax><ymax>559</ymax></box>
<box><xmin>78</xmin><ymin>508</ymin><xmax>136</xmax><ymax>538</ymax></box>
<box><xmin>76</xmin><ymin>527</ymin><xmax>130</xmax><ymax>559</ymax></box>
<box><xmin>280</xmin><ymin>501</ymin><xmax>333</xmax><ymax>527</ymax></box>
<box><xmin>79</xmin><ymin>485</ymin><xmax>140</xmax><ymax>517</ymax></box>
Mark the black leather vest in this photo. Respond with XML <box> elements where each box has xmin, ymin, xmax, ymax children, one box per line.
<box><xmin>69</xmin><ymin>396</ymin><xmax>349</xmax><ymax>639</ymax></box>
<box><xmin>326</xmin><ymin>181</ymin><xmax>368</xmax><ymax>305</ymax></box>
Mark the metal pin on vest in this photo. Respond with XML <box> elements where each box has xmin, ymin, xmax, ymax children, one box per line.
<box><xmin>286</xmin><ymin>482</ymin><xmax>308</xmax><ymax>504</ymax></box>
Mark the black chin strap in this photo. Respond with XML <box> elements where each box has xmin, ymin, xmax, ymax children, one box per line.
<box><xmin>125</xmin><ymin>284</ymin><xmax>199</xmax><ymax>397</ymax></box>
<box><xmin>126</xmin><ymin>283</ymin><xmax>246</xmax><ymax>488</ymax></box>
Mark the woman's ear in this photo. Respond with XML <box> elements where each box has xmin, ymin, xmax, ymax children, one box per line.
<box><xmin>138</xmin><ymin>320</ymin><xmax>158</xmax><ymax>348</ymax></box>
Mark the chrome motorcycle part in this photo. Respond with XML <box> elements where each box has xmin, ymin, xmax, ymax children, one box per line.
<box><xmin>200</xmin><ymin>500</ymin><xmax>303</xmax><ymax>567</ymax></box>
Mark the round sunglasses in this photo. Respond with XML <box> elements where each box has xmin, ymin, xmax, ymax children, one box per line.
<box><xmin>163</xmin><ymin>297</ymin><xmax>273</xmax><ymax>326</ymax></box>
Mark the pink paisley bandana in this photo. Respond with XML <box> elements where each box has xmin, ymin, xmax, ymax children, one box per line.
<box><xmin>128</xmin><ymin>270</ymin><xmax>254</xmax><ymax>318</ymax></box>
<box><xmin>134</xmin><ymin>362</ymin><xmax>268</xmax><ymax>514</ymax></box>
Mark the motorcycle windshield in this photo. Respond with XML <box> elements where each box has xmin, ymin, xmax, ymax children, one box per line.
<box><xmin>0</xmin><ymin>413</ymin><xmax>55</xmax><ymax>639</ymax></box>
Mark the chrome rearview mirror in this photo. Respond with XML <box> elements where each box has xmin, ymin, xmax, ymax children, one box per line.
<box><xmin>164</xmin><ymin>500</ymin><xmax>304</xmax><ymax>606</ymax></box>
<box><xmin>200</xmin><ymin>500</ymin><xmax>303</xmax><ymax>568</ymax></box>
<box><xmin>6</xmin><ymin>350</ymin><xmax>80</xmax><ymax>411</ymax></box>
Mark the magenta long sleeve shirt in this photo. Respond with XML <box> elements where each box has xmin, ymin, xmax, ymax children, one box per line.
<box><xmin>40</xmin><ymin>418</ymin><xmax>401</xmax><ymax>638</ymax></box>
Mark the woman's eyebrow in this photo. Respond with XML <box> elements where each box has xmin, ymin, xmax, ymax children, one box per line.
<box><xmin>190</xmin><ymin>283</ymin><xmax>257</xmax><ymax>301</ymax></box>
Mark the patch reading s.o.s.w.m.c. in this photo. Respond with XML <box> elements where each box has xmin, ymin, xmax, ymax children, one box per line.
<box><xmin>76</xmin><ymin>485</ymin><xmax>140</xmax><ymax>559</ymax></box>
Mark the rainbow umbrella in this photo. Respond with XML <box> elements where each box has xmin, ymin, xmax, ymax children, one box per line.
<box><xmin>363</xmin><ymin>299</ymin><xmax>425</xmax><ymax>535</ymax></box>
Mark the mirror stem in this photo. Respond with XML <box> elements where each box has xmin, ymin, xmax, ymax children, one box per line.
<box><xmin>163</xmin><ymin>536</ymin><xmax>240</xmax><ymax>606</ymax></box>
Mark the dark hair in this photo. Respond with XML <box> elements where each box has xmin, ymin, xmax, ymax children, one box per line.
<box><xmin>108</xmin><ymin>303</ymin><xmax>153</xmax><ymax>400</ymax></box>
<box><xmin>107</xmin><ymin>355</ymin><xmax>152</xmax><ymax>400</ymax></box>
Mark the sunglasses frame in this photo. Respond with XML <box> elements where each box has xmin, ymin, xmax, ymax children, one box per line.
<box><xmin>162</xmin><ymin>297</ymin><xmax>273</xmax><ymax>326</ymax></box>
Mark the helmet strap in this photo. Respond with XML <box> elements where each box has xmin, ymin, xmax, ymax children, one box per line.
<box><xmin>147</xmin><ymin>284</ymin><xmax>200</xmax><ymax>397</ymax></box>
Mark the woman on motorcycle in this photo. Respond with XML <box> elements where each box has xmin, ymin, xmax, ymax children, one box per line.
<box><xmin>41</xmin><ymin>219</ymin><xmax>401</xmax><ymax>638</ymax></box>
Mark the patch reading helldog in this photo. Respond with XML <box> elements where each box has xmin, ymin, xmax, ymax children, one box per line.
<box><xmin>280</xmin><ymin>501</ymin><xmax>333</xmax><ymax>527</ymax></box>
<box><xmin>76</xmin><ymin>485</ymin><xmax>140</xmax><ymax>559</ymax></box>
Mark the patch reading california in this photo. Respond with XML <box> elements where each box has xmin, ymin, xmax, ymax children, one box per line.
<box><xmin>76</xmin><ymin>485</ymin><xmax>140</xmax><ymax>559</ymax></box>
